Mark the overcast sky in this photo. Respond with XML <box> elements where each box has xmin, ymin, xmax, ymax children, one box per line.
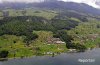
<box><xmin>0</xmin><ymin>0</ymin><xmax>97</xmax><ymax>3</ymax></box>
<box><xmin>65</xmin><ymin>0</ymin><xmax>100</xmax><ymax>8</ymax></box>
<box><xmin>0</xmin><ymin>0</ymin><xmax>99</xmax><ymax>8</ymax></box>
<box><xmin>0</xmin><ymin>0</ymin><xmax>40</xmax><ymax>3</ymax></box>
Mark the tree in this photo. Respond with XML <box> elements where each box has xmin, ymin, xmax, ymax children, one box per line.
<box><xmin>24</xmin><ymin>33</ymin><xmax>38</xmax><ymax>46</ymax></box>
<box><xmin>0</xmin><ymin>50</ymin><xmax>9</xmax><ymax>58</ymax></box>
<box><xmin>54</xmin><ymin>30</ymin><xmax>73</xmax><ymax>48</ymax></box>
<box><xmin>97</xmin><ymin>24</ymin><xmax>100</xmax><ymax>28</ymax></box>
<box><xmin>74</xmin><ymin>44</ymin><xmax>87</xmax><ymax>52</ymax></box>
<box><xmin>22</xmin><ymin>10</ymin><xmax>26</xmax><ymax>16</ymax></box>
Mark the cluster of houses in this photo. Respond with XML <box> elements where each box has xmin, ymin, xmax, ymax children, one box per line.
<box><xmin>87</xmin><ymin>34</ymin><xmax>99</xmax><ymax>41</ymax></box>
<box><xmin>47</xmin><ymin>37</ymin><xmax>65</xmax><ymax>44</ymax></box>
<box><xmin>79</xmin><ymin>34</ymin><xmax>99</xmax><ymax>44</ymax></box>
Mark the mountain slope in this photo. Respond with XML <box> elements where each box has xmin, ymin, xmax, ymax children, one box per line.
<box><xmin>0</xmin><ymin>1</ymin><xmax>100</xmax><ymax>15</ymax></box>
<box><xmin>33</xmin><ymin>1</ymin><xmax>100</xmax><ymax>16</ymax></box>
<box><xmin>0</xmin><ymin>1</ymin><xmax>100</xmax><ymax>16</ymax></box>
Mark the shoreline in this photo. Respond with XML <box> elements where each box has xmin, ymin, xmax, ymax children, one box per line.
<box><xmin>0</xmin><ymin>48</ymin><xmax>99</xmax><ymax>61</ymax></box>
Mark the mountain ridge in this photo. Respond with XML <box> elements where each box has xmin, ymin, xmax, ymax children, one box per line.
<box><xmin>0</xmin><ymin>1</ymin><xmax>100</xmax><ymax>16</ymax></box>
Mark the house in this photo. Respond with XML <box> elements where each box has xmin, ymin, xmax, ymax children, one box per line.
<box><xmin>87</xmin><ymin>34</ymin><xmax>99</xmax><ymax>41</ymax></box>
<box><xmin>47</xmin><ymin>38</ymin><xmax>65</xmax><ymax>44</ymax></box>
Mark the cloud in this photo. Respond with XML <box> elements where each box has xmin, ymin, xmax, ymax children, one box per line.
<box><xmin>64</xmin><ymin>0</ymin><xmax>83</xmax><ymax>3</ymax></box>
<box><xmin>0</xmin><ymin>0</ymin><xmax>41</xmax><ymax>3</ymax></box>
<box><xmin>65</xmin><ymin>0</ymin><xmax>100</xmax><ymax>8</ymax></box>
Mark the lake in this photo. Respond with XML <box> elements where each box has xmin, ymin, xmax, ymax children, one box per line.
<box><xmin>0</xmin><ymin>48</ymin><xmax>100</xmax><ymax>65</ymax></box>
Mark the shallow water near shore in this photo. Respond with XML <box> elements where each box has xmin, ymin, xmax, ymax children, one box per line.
<box><xmin>0</xmin><ymin>48</ymin><xmax>100</xmax><ymax>65</ymax></box>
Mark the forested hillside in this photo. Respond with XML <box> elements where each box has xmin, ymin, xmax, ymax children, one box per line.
<box><xmin>0</xmin><ymin>1</ymin><xmax>100</xmax><ymax>59</ymax></box>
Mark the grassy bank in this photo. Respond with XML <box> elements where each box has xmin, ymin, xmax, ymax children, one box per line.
<box><xmin>0</xmin><ymin>31</ymin><xmax>67</xmax><ymax>58</ymax></box>
<box><xmin>67</xmin><ymin>19</ymin><xmax>100</xmax><ymax>49</ymax></box>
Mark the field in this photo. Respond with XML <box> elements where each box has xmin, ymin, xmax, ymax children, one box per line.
<box><xmin>1</xmin><ymin>8</ymin><xmax>58</xmax><ymax>20</ymax></box>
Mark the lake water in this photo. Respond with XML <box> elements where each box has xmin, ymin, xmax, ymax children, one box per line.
<box><xmin>0</xmin><ymin>48</ymin><xmax>100</xmax><ymax>65</ymax></box>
